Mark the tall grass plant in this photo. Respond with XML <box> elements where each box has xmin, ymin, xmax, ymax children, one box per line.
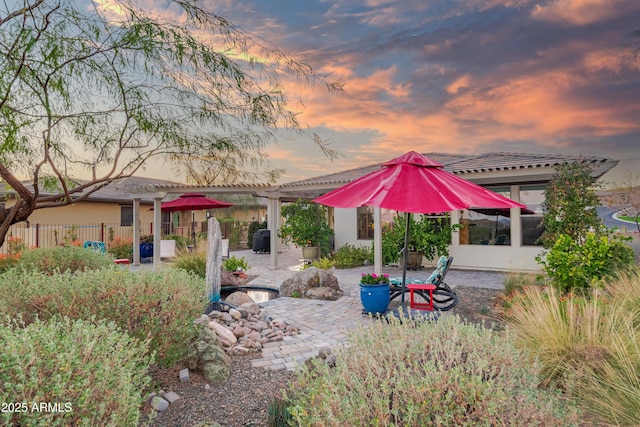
<box><xmin>506</xmin><ymin>274</ymin><xmax>640</xmax><ymax>424</ymax></box>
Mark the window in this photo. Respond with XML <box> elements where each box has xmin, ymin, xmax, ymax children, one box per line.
<box><xmin>520</xmin><ymin>184</ymin><xmax>545</xmax><ymax>246</ymax></box>
<box><xmin>120</xmin><ymin>205</ymin><xmax>133</xmax><ymax>226</ymax></box>
<box><xmin>357</xmin><ymin>206</ymin><xmax>374</xmax><ymax>239</ymax></box>
<box><xmin>459</xmin><ymin>186</ymin><xmax>512</xmax><ymax>245</ymax></box>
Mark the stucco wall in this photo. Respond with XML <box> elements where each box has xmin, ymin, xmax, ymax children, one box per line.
<box><xmin>7</xmin><ymin>200</ymin><xmax>155</xmax><ymax>224</ymax></box>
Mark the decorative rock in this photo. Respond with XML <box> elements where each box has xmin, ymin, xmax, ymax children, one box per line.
<box><xmin>318</xmin><ymin>347</ymin><xmax>332</xmax><ymax>360</ymax></box>
<box><xmin>251</xmin><ymin>320</ymin><xmax>268</xmax><ymax>331</ymax></box>
<box><xmin>195</xmin><ymin>314</ymin><xmax>211</xmax><ymax>325</ymax></box>
<box><xmin>239</xmin><ymin>302</ymin><xmax>260</xmax><ymax>315</ymax></box>
<box><xmin>204</xmin><ymin>384</ymin><xmax>211</xmax><ymax>391</ymax></box>
<box><xmin>229</xmin><ymin>308</ymin><xmax>242</xmax><ymax>320</ymax></box>
<box><xmin>150</xmin><ymin>396</ymin><xmax>170</xmax><ymax>412</ymax></box>
<box><xmin>325</xmin><ymin>353</ymin><xmax>337</xmax><ymax>367</ymax></box>
<box><xmin>208</xmin><ymin>321</ymin><xmax>238</xmax><ymax>345</ymax></box>
<box><xmin>179</xmin><ymin>368</ymin><xmax>190</xmax><ymax>383</ymax></box>
<box><xmin>208</xmin><ymin>310</ymin><xmax>223</xmax><ymax>319</ymax></box>
<box><xmin>225</xmin><ymin>291</ymin><xmax>254</xmax><ymax>307</ymax></box>
<box><xmin>189</xmin><ymin>327</ymin><xmax>230</xmax><ymax>384</ymax></box>
<box><xmin>280</xmin><ymin>267</ymin><xmax>342</xmax><ymax>300</ymax></box>
<box><xmin>163</xmin><ymin>391</ymin><xmax>181</xmax><ymax>404</ymax></box>
<box><xmin>232</xmin><ymin>325</ymin><xmax>247</xmax><ymax>338</ymax></box>
<box><xmin>220</xmin><ymin>312</ymin><xmax>233</xmax><ymax>323</ymax></box>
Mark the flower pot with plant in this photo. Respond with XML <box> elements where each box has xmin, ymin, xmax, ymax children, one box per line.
<box><xmin>359</xmin><ymin>273</ymin><xmax>391</xmax><ymax>314</ymax></box>
<box><xmin>278</xmin><ymin>199</ymin><xmax>334</xmax><ymax>259</ymax></box>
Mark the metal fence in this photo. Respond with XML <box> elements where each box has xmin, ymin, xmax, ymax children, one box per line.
<box><xmin>2</xmin><ymin>220</ymin><xmax>246</xmax><ymax>254</ymax></box>
<box><xmin>2</xmin><ymin>223</ymin><xmax>156</xmax><ymax>254</ymax></box>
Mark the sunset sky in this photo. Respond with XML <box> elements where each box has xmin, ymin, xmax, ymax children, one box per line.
<box><xmin>193</xmin><ymin>0</ymin><xmax>639</xmax><ymax>186</ymax></box>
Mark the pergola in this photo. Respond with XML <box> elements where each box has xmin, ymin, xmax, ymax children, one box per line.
<box><xmin>124</xmin><ymin>180</ymin><xmax>366</xmax><ymax>270</ymax></box>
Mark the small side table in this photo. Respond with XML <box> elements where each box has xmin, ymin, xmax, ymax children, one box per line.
<box><xmin>406</xmin><ymin>283</ymin><xmax>436</xmax><ymax>311</ymax></box>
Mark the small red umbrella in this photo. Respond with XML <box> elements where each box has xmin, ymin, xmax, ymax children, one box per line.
<box><xmin>161</xmin><ymin>193</ymin><xmax>234</xmax><ymax>243</ymax></box>
<box><xmin>161</xmin><ymin>193</ymin><xmax>234</xmax><ymax>211</ymax></box>
<box><xmin>314</xmin><ymin>151</ymin><xmax>527</xmax><ymax>304</ymax></box>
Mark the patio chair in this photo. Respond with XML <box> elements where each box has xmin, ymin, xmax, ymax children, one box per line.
<box><xmin>389</xmin><ymin>256</ymin><xmax>458</xmax><ymax>311</ymax></box>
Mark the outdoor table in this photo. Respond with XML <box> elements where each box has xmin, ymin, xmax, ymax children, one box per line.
<box><xmin>406</xmin><ymin>283</ymin><xmax>436</xmax><ymax>311</ymax></box>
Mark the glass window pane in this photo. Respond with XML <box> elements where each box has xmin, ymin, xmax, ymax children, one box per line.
<box><xmin>357</xmin><ymin>206</ymin><xmax>374</xmax><ymax>240</ymax></box>
<box><xmin>460</xmin><ymin>210</ymin><xmax>511</xmax><ymax>245</ymax></box>
<box><xmin>520</xmin><ymin>184</ymin><xmax>545</xmax><ymax>246</ymax></box>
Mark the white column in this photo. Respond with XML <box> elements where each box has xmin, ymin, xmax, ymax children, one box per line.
<box><xmin>374</xmin><ymin>206</ymin><xmax>382</xmax><ymax>275</ymax></box>
<box><xmin>153</xmin><ymin>197</ymin><xmax>162</xmax><ymax>270</ymax></box>
<box><xmin>132</xmin><ymin>198</ymin><xmax>141</xmax><ymax>266</ymax></box>
<box><xmin>267</xmin><ymin>197</ymin><xmax>279</xmax><ymax>269</ymax></box>
<box><xmin>510</xmin><ymin>185</ymin><xmax>522</xmax><ymax>247</ymax></box>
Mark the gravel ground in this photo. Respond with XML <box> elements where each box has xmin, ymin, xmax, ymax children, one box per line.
<box><xmin>146</xmin><ymin>286</ymin><xmax>505</xmax><ymax>427</ymax></box>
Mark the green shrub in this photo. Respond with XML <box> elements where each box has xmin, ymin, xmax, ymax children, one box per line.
<box><xmin>304</xmin><ymin>257</ymin><xmax>336</xmax><ymax>270</ymax></box>
<box><xmin>0</xmin><ymin>316</ymin><xmax>152</xmax><ymax>427</ymax></box>
<box><xmin>107</xmin><ymin>236</ymin><xmax>133</xmax><ymax>260</ymax></box>
<box><xmin>333</xmin><ymin>244</ymin><xmax>373</xmax><ymax>268</ymax></box>
<box><xmin>223</xmin><ymin>255</ymin><xmax>249</xmax><ymax>272</ymax></box>
<box><xmin>0</xmin><ymin>268</ymin><xmax>203</xmax><ymax>367</ymax></box>
<box><xmin>538</xmin><ymin>232</ymin><xmax>635</xmax><ymax>294</ymax></box>
<box><xmin>15</xmin><ymin>246</ymin><xmax>115</xmax><ymax>275</ymax></box>
<box><xmin>506</xmin><ymin>278</ymin><xmax>640</xmax><ymax>425</ymax></box>
<box><xmin>287</xmin><ymin>314</ymin><xmax>579</xmax><ymax>426</ymax></box>
<box><xmin>173</xmin><ymin>249</ymin><xmax>206</xmax><ymax>278</ymax></box>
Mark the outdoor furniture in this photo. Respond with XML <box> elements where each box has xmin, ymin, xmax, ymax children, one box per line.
<box><xmin>114</xmin><ymin>258</ymin><xmax>130</xmax><ymax>265</ymax></box>
<box><xmin>83</xmin><ymin>240</ymin><xmax>106</xmax><ymax>252</ymax></box>
<box><xmin>407</xmin><ymin>283</ymin><xmax>436</xmax><ymax>310</ymax></box>
<box><xmin>389</xmin><ymin>256</ymin><xmax>458</xmax><ymax>311</ymax></box>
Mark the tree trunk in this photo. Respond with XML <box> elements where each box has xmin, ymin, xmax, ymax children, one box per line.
<box><xmin>205</xmin><ymin>217</ymin><xmax>222</xmax><ymax>312</ymax></box>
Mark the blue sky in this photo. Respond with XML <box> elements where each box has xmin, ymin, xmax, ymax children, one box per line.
<box><xmin>152</xmin><ymin>0</ymin><xmax>640</xmax><ymax>185</ymax></box>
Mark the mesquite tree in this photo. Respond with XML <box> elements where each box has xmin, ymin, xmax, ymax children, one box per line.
<box><xmin>0</xmin><ymin>0</ymin><xmax>340</xmax><ymax>247</ymax></box>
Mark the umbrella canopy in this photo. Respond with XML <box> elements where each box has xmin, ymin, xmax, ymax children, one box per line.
<box><xmin>314</xmin><ymin>151</ymin><xmax>527</xmax><ymax>307</ymax></box>
<box><xmin>161</xmin><ymin>193</ymin><xmax>234</xmax><ymax>211</ymax></box>
<box><xmin>314</xmin><ymin>151</ymin><xmax>526</xmax><ymax>214</ymax></box>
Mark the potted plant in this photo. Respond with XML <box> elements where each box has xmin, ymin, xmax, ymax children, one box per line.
<box><xmin>381</xmin><ymin>213</ymin><xmax>458</xmax><ymax>269</ymax></box>
<box><xmin>359</xmin><ymin>273</ymin><xmax>391</xmax><ymax>314</ymax></box>
<box><xmin>278</xmin><ymin>199</ymin><xmax>334</xmax><ymax>259</ymax></box>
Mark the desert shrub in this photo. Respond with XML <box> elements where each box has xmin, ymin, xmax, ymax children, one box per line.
<box><xmin>0</xmin><ymin>268</ymin><xmax>203</xmax><ymax>367</ymax></box>
<box><xmin>108</xmin><ymin>236</ymin><xmax>133</xmax><ymax>260</ymax></box>
<box><xmin>333</xmin><ymin>243</ymin><xmax>373</xmax><ymax>268</ymax></box>
<box><xmin>0</xmin><ymin>316</ymin><xmax>152</xmax><ymax>427</ymax></box>
<box><xmin>538</xmin><ymin>232</ymin><xmax>635</xmax><ymax>294</ymax></box>
<box><xmin>223</xmin><ymin>255</ymin><xmax>249</xmax><ymax>272</ymax></box>
<box><xmin>286</xmin><ymin>314</ymin><xmax>579</xmax><ymax>426</ymax></box>
<box><xmin>15</xmin><ymin>245</ymin><xmax>115</xmax><ymax>275</ymax></box>
<box><xmin>173</xmin><ymin>248</ymin><xmax>206</xmax><ymax>278</ymax></box>
<box><xmin>304</xmin><ymin>257</ymin><xmax>336</xmax><ymax>270</ymax></box>
<box><xmin>506</xmin><ymin>280</ymin><xmax>640</xmax><ymax>424</ymax></box>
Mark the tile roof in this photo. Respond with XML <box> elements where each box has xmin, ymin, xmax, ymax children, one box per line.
<box><xmin>281</xmin><ymin>152</ymin><xmax>617</xmax><ymax>188</ymax></box>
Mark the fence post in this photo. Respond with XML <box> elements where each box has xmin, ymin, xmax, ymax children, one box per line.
<box><xmin>35</xmin><ymin>224</ymin><xmax>40</xmax><ymax>248</ymax></box>
<box><xmin>100</xmin><ymin>223</ymin><xmax>105</xmax><ymax>242</ymax></box>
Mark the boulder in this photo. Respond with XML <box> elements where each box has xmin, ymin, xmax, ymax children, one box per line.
<box><xmin>224</xmin><ymin>291</ymin><xmax>254</xmax><ymax>307</ymax></box>
<box><xmin>239</xmin><ymin>302</ymin><xmax>260</xmax><ymax>315</ymax></box>
<box><xmin>188</xmin><ymin>327</ymin><xmax>230</xmax><ymax>384</ymax></box>
<box><xmin>280</xmin><ymin>267</ymin><xmax>342</xmax><ymax>300</ymax></box>
<box><xmin>221</xmin><ymin>269</ymin><xmax>242</xmax><ymax>287</ymax></box>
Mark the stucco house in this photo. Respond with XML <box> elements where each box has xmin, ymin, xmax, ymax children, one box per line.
<box><xmin>0</xmin><ymin>176</ymin><xmax>266</xmax><ymax>250</ymax></box>
<box><xmin>125</xmin><ymin>151</ymin><xmax>618</xmax><ymax>272</ymax></box>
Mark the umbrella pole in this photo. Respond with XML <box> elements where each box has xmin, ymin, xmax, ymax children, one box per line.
<box><xmin>401</xmin><ymin>212</ymin><xmax>411</xmax><ymax>305</ymax></box>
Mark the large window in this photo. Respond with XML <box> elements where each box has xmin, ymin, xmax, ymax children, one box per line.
<box><xmin>357</xmin><ymin>206</ymin><xmax>374</xmax><ymax>239</ymax></box>
<box><xmin>520</xmin><ymin>184</ymin><xmax>545</xmax><ymax>246</ymax></box>
<box><xmin>459</xmin><ymin>186</ymin><xmax>512</xmax><ymax>245</ymax></box>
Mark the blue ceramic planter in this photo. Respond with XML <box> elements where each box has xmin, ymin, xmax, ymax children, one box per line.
<box><xmin>359</xmin><ymin>283</ymin><xmax>390</xmax><ymax>314</ymax></box>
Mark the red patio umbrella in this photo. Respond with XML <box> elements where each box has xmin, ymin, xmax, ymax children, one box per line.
<box><xmin>314</xmin><ymin>151</ymin><xmax>527</xmax><ymax>304</ymax></box>
<box><xmin>161</xmin><ymin>193</ymin><xmax>234</xmax><ymax>243</ymax></box>
<box><xmin>161</xmin><ymin>192</ymin><xmax>234</xmax><ymax>211</ymax></box>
